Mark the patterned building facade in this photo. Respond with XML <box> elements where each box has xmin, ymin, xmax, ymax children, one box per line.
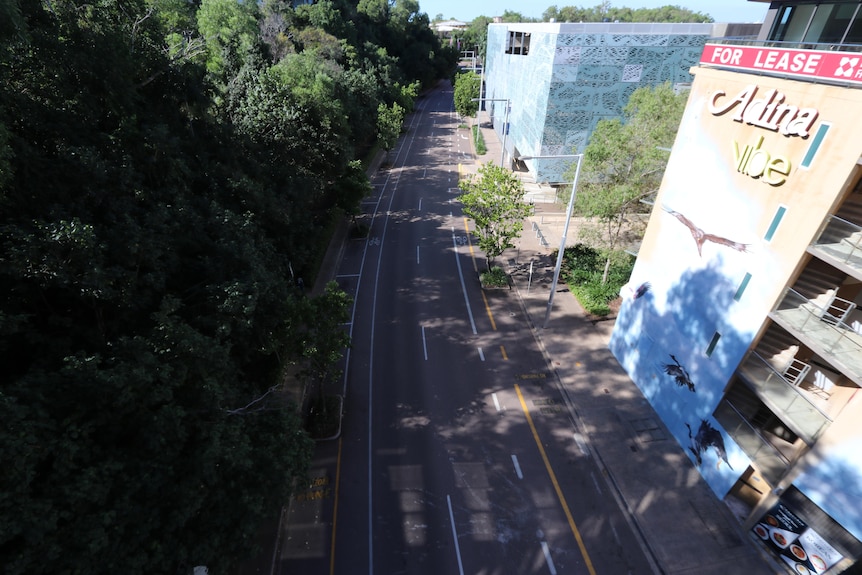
<box><xmin>482</xmin><ymin>22</ymin><xmax>714</xmax><ymax>183</ymax></box>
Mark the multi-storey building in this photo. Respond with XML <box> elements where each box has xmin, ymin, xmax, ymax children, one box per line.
<box><xmin>610</xmin><ymin>1</ymin><xmax>862</xmax><ymax>572</ymax></box>
<box><xmin>482</xmin><ymin>22</ymin><xmax>758</xmax><ymax>183</ymax></box>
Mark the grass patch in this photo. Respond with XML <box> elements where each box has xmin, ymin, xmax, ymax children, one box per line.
<box><xmin>472</xmin><ymin>125</ymin><xmax>487</xmax><ymax>155</ymax></box>
<box><xmin>559</xmin><ymin>244</ymin><xmax>633</xmax><ymax>316</ymax></box>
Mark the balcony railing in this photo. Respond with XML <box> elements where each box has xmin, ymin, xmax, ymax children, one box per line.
<box><xmin>770</xmin><ymin>288</ymin><xmax>862</xmax><ymax>382</ymax></box>
<box><xmin>714</xmin><ymin>400</ymin><xmax>789</xmax><ymax>484</ymax></box>
<box><xmin>737</xmin><ymin>352</ymin><xmax>831</xmax><ymax>443</ymax></box>
<box><xmin>810</xmin><ymin>215</ymin><xmax>862</xmax><ymax>276</ymax></box>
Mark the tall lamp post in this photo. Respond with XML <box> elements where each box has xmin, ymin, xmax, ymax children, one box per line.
<box><xmin>516</xmin><ymin>153</ymin><xmax>584</xmax><ymax>328</ymax></box>
<box><xmin>472</xmin><ymin>97</ymin><xmax>510</xmax><ymax>167</ymax></box>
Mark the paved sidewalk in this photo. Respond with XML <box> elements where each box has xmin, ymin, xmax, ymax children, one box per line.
<box><xmin>468</xmin><ymin>112</ymin><xmax>782</xmax><ymax>574</ymax></box>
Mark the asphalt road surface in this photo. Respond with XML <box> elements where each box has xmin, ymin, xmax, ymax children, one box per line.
<box><xmin>263</xmin><ymin>81</ymin><xmax>657</xmax><ymax>575</ymax></box>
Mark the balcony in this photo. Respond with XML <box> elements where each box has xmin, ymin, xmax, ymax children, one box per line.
<box><xmin>736</xmin><ymin>351</ymin><xmax>831</xmax><ymax>443</ymax></box>
<box><xmin>714</xmin><ymin>400</ymin><xmax>790</xmax><ymax>484</ymax></box>
<box><xmin>809</xmin><ymin>215</ymin><xmax>862</xmax><ymax>279</ymax></box>
<box><xmin>770</xmin><ymin>287</ymin><xmax>862</xmax><ymax>386</ymax></box>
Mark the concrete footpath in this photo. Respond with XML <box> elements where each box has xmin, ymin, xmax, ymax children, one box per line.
<box><xmin>464</xmin><ymin>113</ymin><xmax>782</xmax><ymax>574</ymax></box>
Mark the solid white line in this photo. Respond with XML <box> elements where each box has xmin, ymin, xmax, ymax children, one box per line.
<box><xmin>452</xmin><ymin>228</ymin><xmax>478</xmax><ymax>335</ymax></box>
<box><xmin>478</xmin><ymin>347</ymin><xmax>485</xmax><ymax>361</ymax></box>
<box><xmin>511</xmin><ymin>454</ymin><xmax>523</xmax><ymax>479</ymax></box>
<box><xmin>541</xmin><ymin>541</ymin><xmax>557</xmax><ymax>575</ymax></box>
<box><xmin>422</xmin><ymin>326</ymin><xmax>428</xmax><ymax>360</ymax></box>
<box><xmin>591</xmin><ymin>471</ymin><xmax>603</xmax><ymax>495</ymax></box>
<box><xmin>447</xmin><ymin>495</ymin><xmax>466</xmax><ymax>575</ymax></box>
<box><xmin>491</xmin><ymin>392</ymin><xmax>500</xmax><ymax>411</ymax></box>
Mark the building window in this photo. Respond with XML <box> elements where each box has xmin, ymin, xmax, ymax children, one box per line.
<box><xmin>505</xmin><ymin>31</ymin><xmax>530</xmax><ymax>55</ymax></box>
<box><xmin>765</xmin><ymin>205</ymin><xmax>787</xmax><ymax>242</ymax></box>
<box><xmin>734</xmin><ymin>272</ymin><xmax>752</xmax><ymax>302</ymax></box>
<box><xmin>801</xmin><ymin>123</ymin><xmax>830</xmax><ymax>169</ymax></box>
<box><xmin>706</xmin><ymin>332</ymin><xmax>721</xmax><ymax>357</ymax></box>
<box><xmin>768</xmin><ymin>2</ymin><xmax>862</xmax><ymax>45</ymax></box>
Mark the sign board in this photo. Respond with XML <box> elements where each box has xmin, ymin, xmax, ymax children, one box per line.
<box><xmin>701</xmin><ymin>44</ymin><xmax>862</xmax><ymax>86</ymax></box>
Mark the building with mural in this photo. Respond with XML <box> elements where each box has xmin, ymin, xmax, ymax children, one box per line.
<box><xmin>481</xmin><ymin>22</ymin><xmax>755</xmax><ymax>183</ymax></box>
<box><xmin>609</xmin><ymin>1</ymin><xmax>862</xmax><ymax>572</ymax></box>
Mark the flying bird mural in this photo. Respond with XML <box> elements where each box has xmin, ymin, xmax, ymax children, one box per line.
<box><xmin>662</xmin><ymin>206</ymin><xmax>749</xmax><ymax>257</ymax></box>
<box><xmin>663</xmin><ymin>354</ymin><xmax>696</xmax><ymax>392</ymax></box>
<box><xmin>686</xmin><ymin>419</ymin><xmax>733</xmax><ymax>470</ymax></box>
<box><xmin>631</xmin><ymin>281</ymin><xmax>651</xmax><ymax>301</ymax></box>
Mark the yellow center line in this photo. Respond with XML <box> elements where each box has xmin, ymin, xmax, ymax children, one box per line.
<box><xmin>500</xmin><ymin>345</ymin><xmax>508</xmax><ymax>360</ymax></box>
<box><xmin>514</xmin><ymin>384</ymin><xmax>597</xmax><ymax>575</ymax></box>
<box><xmin>329</xmin><ymin>436</ymin><xmax>344</xmax><ymax>575</ymax></box>
<box><xmin>480</xmin><ymin>289</ymin><xmax>497</xmax><ymax>331</ymax></box>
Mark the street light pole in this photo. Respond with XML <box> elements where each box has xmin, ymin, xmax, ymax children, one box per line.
<box><xmin>516</xmin><ymin>154</ymin><xmax>584</xmax><ymax>328</ymax></box>
<box><xmin>544</xmin><ymin>154</ymin><xmax>583</xmax><ymax>328</ymax></box>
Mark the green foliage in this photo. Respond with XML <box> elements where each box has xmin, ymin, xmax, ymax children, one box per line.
<box><xmin>377</xmin><ymin>101</ymin><xmax>405</xmax><ymax>153</ymax></box>
<box><xmin>542</xmin><ymin>3</ymin><xmax>713</xmax><ymax>23</ymax></box>
<box><xmin>0</xmin><ymin>0</ymin><xmax>454</xmax><ymax>570</ymax></box>
<box><xmin>570</xmin><ymin>82</ymin><xmax>686</xmax><ymax>280</ymax></box>
<box><xmin>480</xmin><ymin>266</ymin><xmax>509</xmax><ymax>288</ymax></box>
<box><xmin>460</xmin><ymin>163</ymin><xmax>533</xmax><ymax>268</ymax></box>
<box><xmin>454</xmin><ymin>70</ymin><xmax>481</xmax><ymax>118</ymax></box>
<box><xmin>561</xmin><ymin>245</ymin><xmax>634</xmax><ymax>316</ymax></box>
<box><xmin>299</xmin><ymin>281</ymin><xmax>352</xmax><ymax>387</ymax></box>
<box><xmin>472</xmin><ymin>125</ymin><xmax>487</xmax><ymax>155</ymax></box>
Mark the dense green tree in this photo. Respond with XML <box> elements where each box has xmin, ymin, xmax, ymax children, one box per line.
<box><xmin>377</xmin><ymin>101</ymin><xmax>405</xmax><ymax>161</ymax></box>
<box><xmin>0</xmin><ymin>0</ymin><xmax>451</xmax><ymax>571</ymax></box>
<box><xmin>460</xmin><ymin>163</ymin><xmax>533</xmax><ymax>269</ymax></box>
<box><xmin>454</xmin><ymin>70</ymin><xmax>481</xmax><ymax>118</ymax></box>
<box><xmin>542</xmin><ymin>3</ymin><xmax>712</xmax><ymax>23</ymax></box>
<box><xmin>570</xmin><ymin>82</ymin><xmax>687</xmax><ymax>281</ymax></box>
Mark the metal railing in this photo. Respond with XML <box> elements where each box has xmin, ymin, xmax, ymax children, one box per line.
<box><xmin>811</xmin><ymin>215</ymin><xmax>862</xmax><ymax>275</ymax></box>
<box><xmin>771</xmin><ymin>287</ymin><xmax>862</xmax><ymax>381</ymax></box>
<box><xmin>715</xmin><ymin>400</ymin><xmax>789</xmax><ymax>484</ymax></box>
<box><xmin>737</xmin><ymin>352</ymin><xmax>831</xmax><ymax>442</ymax></box>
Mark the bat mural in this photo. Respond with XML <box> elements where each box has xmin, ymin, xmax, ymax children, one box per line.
<box><xmin>663</xmin><ymin>206</ymin><xmax>750</xmax><ymax>256</ymax></box>
<box><xmin>686</xmin><ymin>419</ymin><xmax>733</xmax><ymax>470</ymax></box>
<box><xmin>663</xmin><ymin>354</ymin><xmax>696</xmax><ymax>392</ymax></box>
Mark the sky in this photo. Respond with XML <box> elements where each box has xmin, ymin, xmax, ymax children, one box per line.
<box><xmin>421</xmin><ymin>0</ymin><xmax>769</xmax><ymax>24</ymax></box>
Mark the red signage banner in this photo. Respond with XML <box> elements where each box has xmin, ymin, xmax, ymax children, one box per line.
<box><xmin>700</xmin><ymin>43</ymin><xmax>862</xmax><ymax>86</ymax></box>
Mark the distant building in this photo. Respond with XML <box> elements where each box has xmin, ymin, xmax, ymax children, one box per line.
<box><xmin>483</xmin><ymin>22</ymin><xmax>731</xmax><ymax>183</ymax></box>
<box><xmin>432</xmin><ymin>19</ymin><xmax>467</xmax><ymax>38</ymax></box>
<box><xmin>610</xmin><ymin>1</ymin><xmax>862</xmax><ymax>571</ymax></box>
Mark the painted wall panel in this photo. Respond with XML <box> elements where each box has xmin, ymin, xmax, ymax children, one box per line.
<box><xmin>611</xmin><ymin>66</ymin><xmax>862</xmax><ymax>504</ymax></box>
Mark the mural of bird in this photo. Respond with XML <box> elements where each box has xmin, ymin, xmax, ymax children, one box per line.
<box><xmin>663</xmin><ymin>354</ymin><xmax>696</xmax><ymax>392</ymax></box>
<box><xmin>631</xmin><ymin>281</ymin><xmax>651</xmax><ymax>300</ymax></box>
<box><xmin>662</xmin><ymin>206</ymin><xmax>749</xmax><ymax>257</ymax></box>
<box><xmin>686</xmin><ymin>419</ymin><xmax>733</xmax><ymax>470</ymax></box>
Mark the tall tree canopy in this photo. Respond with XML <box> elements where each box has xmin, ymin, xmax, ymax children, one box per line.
<box><xmin>570</xmin><ymin>82</ymin><xmax>688</xmax><ymax>281</ymax></box>
<box><xmin>0</xmin><ymin>0</ymin><xmax>455</xmax><ymax>572</ymax></box>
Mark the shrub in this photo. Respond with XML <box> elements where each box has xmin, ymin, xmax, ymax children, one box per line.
<box><xmin>558</xmin><ymin>244</ymin><xmax>634</xmax><ymax>316</ymax></box>
<box><xmin>472</xmin><ymin>125</ymin><xmax>487</xmax><ymax>155</ymax></box>
<box><xmin>480</xmin><ymin>266</ymin><xmax>509</xmax><ymax>287</ymax></box>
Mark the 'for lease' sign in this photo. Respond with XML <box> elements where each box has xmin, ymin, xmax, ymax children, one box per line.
<box><xmin>700</xmin><ymin>43</ymin><xmax>862</xmax><ymax>86</ymax></box>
